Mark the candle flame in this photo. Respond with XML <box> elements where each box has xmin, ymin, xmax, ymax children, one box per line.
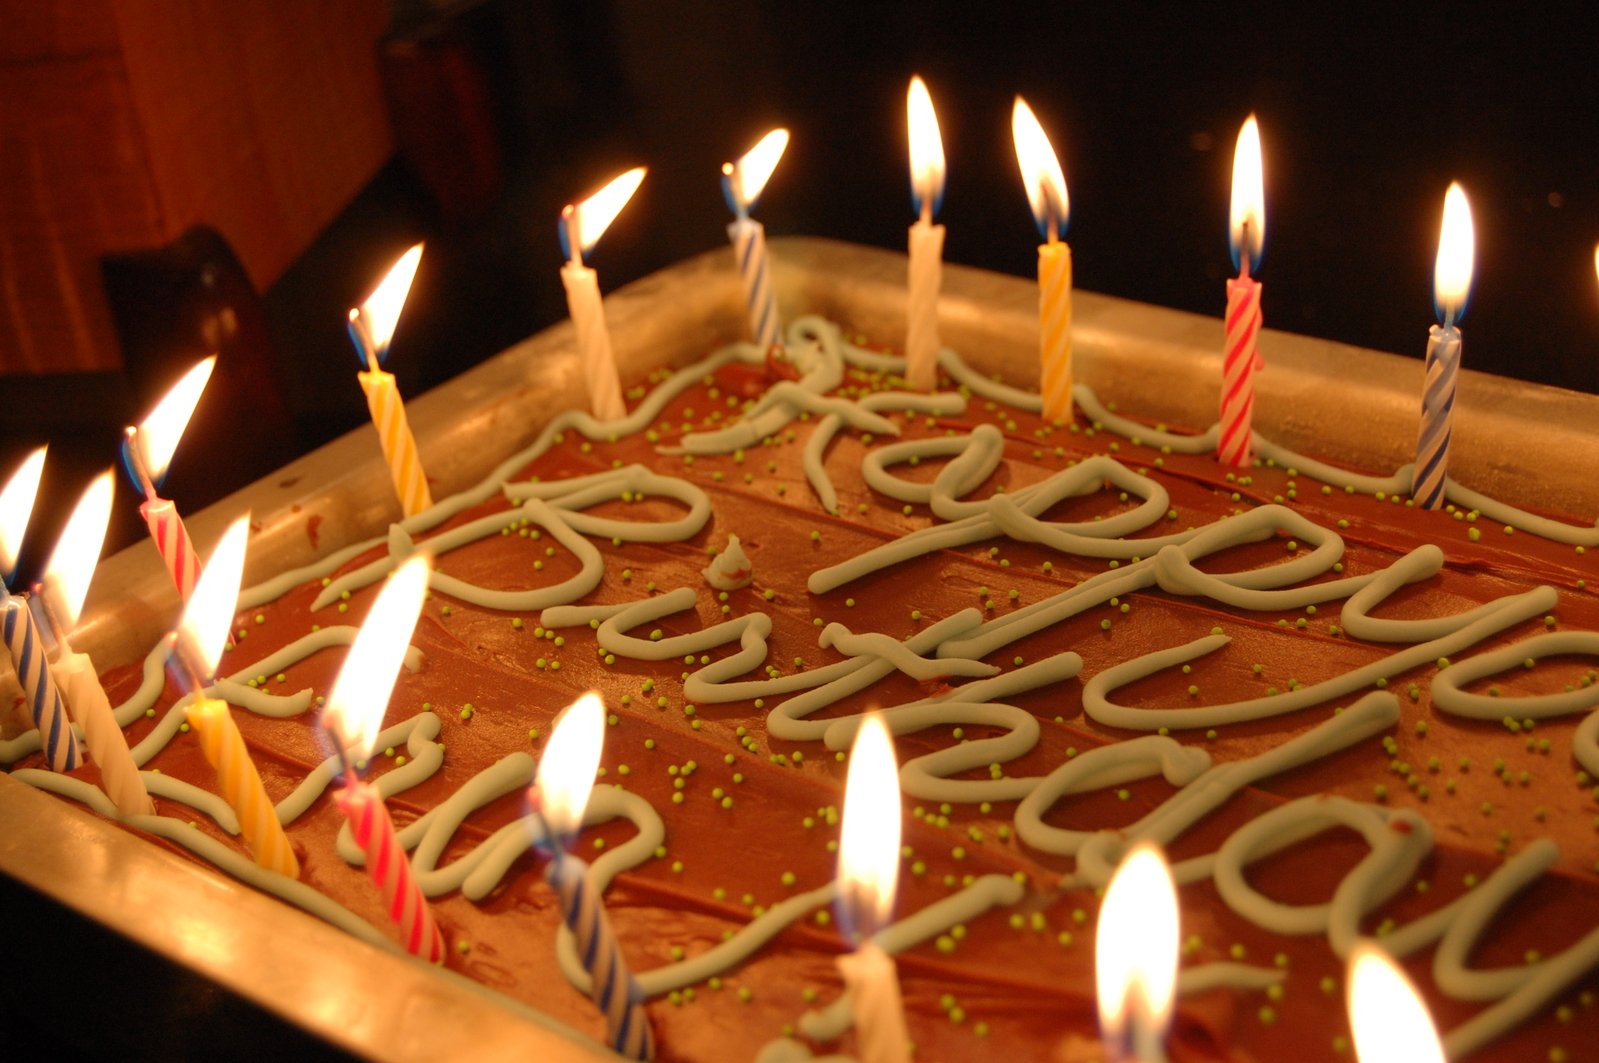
<box><xmin>534</xmin><ymin>691</ymin><xmax>607</xmax><ymax>842</ymax></box>
<box><xmin>133</xmin><ymin>356</ymin><xmax>216</xmax><ymax>484</ymax></box>
<box><xmin>321</xmin><ymin>554</ymin><xmax>431</xmax><ymax>763</ymax></box>
<box><xmin>174</xmin><ymin>514</ymin><xmax>250</xmax><ymax>679</ymax></box>
<box><xmin>836</xmin><ymin>713</ymin><xmax>901</xmax><ymax>942</ymax></box>
<box><xmin>1229</xmin><ymin>115</ymin><xmax>1266</xmax><ymax>271</ymax></box>
<box><xmin>354</xmin><ymin>244</ymin><xmax>425</xmax><ymax>358</ymax></box>
<box><xmin>1096</xmin><ymin>843</ymin><xmax>1179</xmax><ymax>1053</ymax></box>
<box><xmin>0</xmin><ymin>446</ymin><xmax>46</xmax><ymax>576</ymax></box>
<box><xmin>1347</xmin><ymin>942</ymin><xmax>1446</xmax><ymax>1063</ymax></box>
<box><xmin>907</xmin><ymin>76</ymin><xmax>946</xmax><ymax>220</ymax></box>
<box><xmin>1433</xmin><ymin>183</ymin><xmax>1475</xmax><ymax>324</ymax></box>
<box><xmin>723</xmin><ymin>128</ymin><xmax>790</xmax><ymax>213</ymax></box>
<box><xmin>562</xmin><ymin>167</ymin><xmax>647</xmax><ymax>261</ymax></box>
<box><xmin>41</xmin><ymin>469</ymin><xmax>114</xmax><ymax>632</ymax></box>
<box><xmin>1011</xmin><ymin>96</ymin><xmax>1069</xmax><ymax>241</ymax></box>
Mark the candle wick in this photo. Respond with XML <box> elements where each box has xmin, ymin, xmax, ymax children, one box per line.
<box><xmin>349</xmin><ymin>312</ymin><xmax>382</xmax><ymax>374</ymax></box>
<box><xmin>919</xmin><ymin>197</ymin><xmax>933</xmax><ymax>227</ymax></box>
<box><xmin>32</xmin><ymin>583</ymin><xmax>68</xmax><ymax>658</ymax></box>
<box><xmin>563</xmin><ymin>212</ymin><xmax>584</xmax><ymax>270</ymax></box>
<box><xmin>124</xmin><ymin>427</ymin><xmax>159</xmax><ymax>501</ymax></box>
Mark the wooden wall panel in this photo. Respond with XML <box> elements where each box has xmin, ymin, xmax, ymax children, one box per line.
<box><xmin>0</xmin><ymin>54</ymin><xmax>163</xmax><ymax>373</ymax></box>
<box><xmin>110</xmin><ymin>0</ymin><xmax>393</xmax><ymax>293</ymax></box>
<box><xmin>0</xmin><ymin>1</ymin><xmax>393</xmax><ymax>376</ymax></box>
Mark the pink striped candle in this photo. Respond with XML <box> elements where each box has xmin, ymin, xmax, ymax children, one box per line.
<box><xmin>125</xmin><ymin>357</ymin><xmax>214</xmax><ymax>600</ymax></box>
<box><xmin>1219</xmin><ymin>116</ymin><xmax>1266</xmax><ymax>469</ymax></box>
<box><xmin>320</xmin><ymin>554</ymin><xmax>443</xmax><ymax>961</ymax></box>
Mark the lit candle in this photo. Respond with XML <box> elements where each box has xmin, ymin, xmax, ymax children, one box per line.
<box><xmin>1096</xmin><ymin>842</ymin><xmax>1178</xmax><ymax>1063</ymax></box>
<box><xmin>1220</xmin><ymin>115</ymin><xmax>1266</xmax><ymax>468</ymax></box>
<box><xmin>39</xmin><ymin>471</ymin><xmax>153</xmax><ymax>817</ymax></box>
<box><xmin>904</xmin><ymin>76</ymin><xmax>946</xmax><ymax>391</ymax></box>
<box><xmin>320</xmin><ymin>554</ymin><xmax>444</xmax><ymax>962</ymax></box>
<box><xmin>560</xmin><ymin>168</ymin><xmax>646</xmax><ymax>423</ymax></box>
<box><xmin>1413</xmin><ymin>183</ymin><xmax>1475</xmax><ymax>510</ymax></box>
<box><xmin>722</xmin><ymin>128</ymin><xmax>789</xmax><ymax>351</ymax></box>
<box><xmin>1011</xmin><ymin>96</ymin><xmax>1073</xmax><ymax>423</ymax></box>
<box><xmin>348</xmin><ymin>243</ymin><xmax>433</xmax><ymax>518</ymax></box>
<box><xmin>0</xmin><ymin>447</ymin><xmax>79</xmax><ymax>771</ymax></box>
<box><xmin>172</xmin><ymin>515</ymin><xmax>298</xmax><ymax>876</ymax></box>
<box><xmin>1346</xmin><ymin>942</ymin><xmax>1446</xmax><ymax>1063</ymax></box>
<box><xmin>532</xmin><ymin>692</ymin><xmax>655</xmax><ymax>1060</ymax></box>
<box><xmin>122</xmin><ymin>356</ymin><xmax>214</xmax><ymax>600</ymax></box>
<box><xmin>835</xmin><ymin>713</ymin><xmax>911</xmax><ymax>1063</ymax></box>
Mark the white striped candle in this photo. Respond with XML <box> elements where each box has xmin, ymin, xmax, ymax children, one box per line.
<box><xmin>546</xmin><ymin>851</ymin><xmax>654</xmax><ymax>1060</ymax></box>
<box><xmin>52</xmin><ymin>643</ymin><xmax>152</xmax><ymax>817</ymax></box>
<box><xmin>2</xmin><ymin>594</ymin><xmax>79</xmax><ymax>771</ymax></box>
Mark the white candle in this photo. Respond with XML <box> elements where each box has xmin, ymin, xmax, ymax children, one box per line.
<box><xmin>904</xmin><ymin>76</ymin><xmax>946</xmax><ymax>391</ymax></box>
<box><xmin>836</xmin><ymin>713</ymin><xmax>910</xmax><ymax>1063</ymax></box>
<box><xmin>1346</xmin><ymin>942</ymin><xmax>1446</xmax><ymax>1063</ymax></box>
<box><xmin>40</xmin><ymin>471</ymin><xmax>153</xmax><ymax>817</ymax></box>
<box><xmin>1096</xmin><ymin>843</ymin><xmax>1179</xmax><ymax>1063</ymax></box>
<box><xmin>560</xmin><ymin>168</ymin><xmax>645</xmax><ymax>422</ymax></box>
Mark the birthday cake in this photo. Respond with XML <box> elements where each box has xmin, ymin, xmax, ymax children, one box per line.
<box><xmin>6</xmin><ymin>241</ymin><xmax>1599</xmax><ymax>1062</ymax></box>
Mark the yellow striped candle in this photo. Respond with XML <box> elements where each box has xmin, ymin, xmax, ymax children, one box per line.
<box><xmin>1012</xmin><ymin>97</ymin><xmax>1074</xmax><ymax>424</ymax></box>
<box><xmin>349</xmin><ymin>244</ymin><xmax>433</xmax><ymax>518</ymax></box>
<box><xmin>357</xmin><ymin>369</ymin><xmax>433</xmax><ymax>516</ymax></box>
<box><xmin>173</xmin><ymin>515</ymin><xmax>299</xmax><ymax>875</ymax></box>
<box><xmin>188</xmin><ymin>691</ymin><xmax>299</xmax><ymax>876</ymax></box>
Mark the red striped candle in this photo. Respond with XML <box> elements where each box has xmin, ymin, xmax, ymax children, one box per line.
<box><xmin>1220</xmin><ymin>115</ymin><xmax>1266</xmax><ymax>469</ymax></box>
<box><xmin>1219</xmin><ymin>271</ymin><xmax>1262</xmax><ymax>467</ymax></box>
<box><xmin>140</xmin><ymin>495</ymin><xmax>202</xmax><ymax>601</ymax></box>
<box><xmin>126</xmin><ymin>357</ymin><xmax>214</xmax><ymax>601</ymax></box>
<box><xmin>320</xmin><ymin>554</ymin><xmax>443</xmax><ymax>960</ymax></box>
<box><xmin>337</xmin><ymin>777</ymin><xmax>443</xmax><ymax>962</ymax></box>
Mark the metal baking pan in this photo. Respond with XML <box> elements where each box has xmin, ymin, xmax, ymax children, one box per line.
<box><xmin>3</xmin><ymin>237</ymin><xmax>1595</xmax><ymax>1059</ymax></box>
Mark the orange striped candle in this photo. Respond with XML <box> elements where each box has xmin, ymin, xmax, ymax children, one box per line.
<box><xmin>1012</xmin><ymin>97</ymin><xmax>1073</xmax><ymax>423</ymax></box>
<box><xmin>349</xmin><ymin>245</ymin><xmax>433</xmax><ymax>518</ymax></box>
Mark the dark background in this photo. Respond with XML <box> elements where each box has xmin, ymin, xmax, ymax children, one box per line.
<box><xmin>6</xmin><ymin>1</ymin><xmax>1599</xmax><ymax>579</ymax></box>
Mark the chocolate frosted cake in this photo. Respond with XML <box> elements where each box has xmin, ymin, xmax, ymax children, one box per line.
<box><xmin>3</xmin><ymin>240</ymin><xmax>1597</xmax><ymax>1062</ymax></box>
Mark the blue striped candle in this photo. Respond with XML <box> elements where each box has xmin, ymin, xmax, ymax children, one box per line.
<box><xmin>1414</xmin><ymin>183</ymin><xmax>1474</xmax><ymax>510</ymax></box>
<box><xmin>721</xmin><ymin>129</ymin><xmax>788</xmax><ymax>351</ymax></box>
<box><xmin>1414</xmin><ymin>323</ymin><xmax>1462</xmax><ymax>509</ymax></box>
<box><xmin>2</xmin><ymin>592</ymin><xmax>79</xmax><ymax>771</ymax></box>
<box><xmin>728</xmin><ymin>217</ymin><xmax>780</xmax><ymax>349</ymax></box>
<box><xmin>545</xmin><ymin>850</ymin><xmax>654</xmax><ymax>1060</ymax></box>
